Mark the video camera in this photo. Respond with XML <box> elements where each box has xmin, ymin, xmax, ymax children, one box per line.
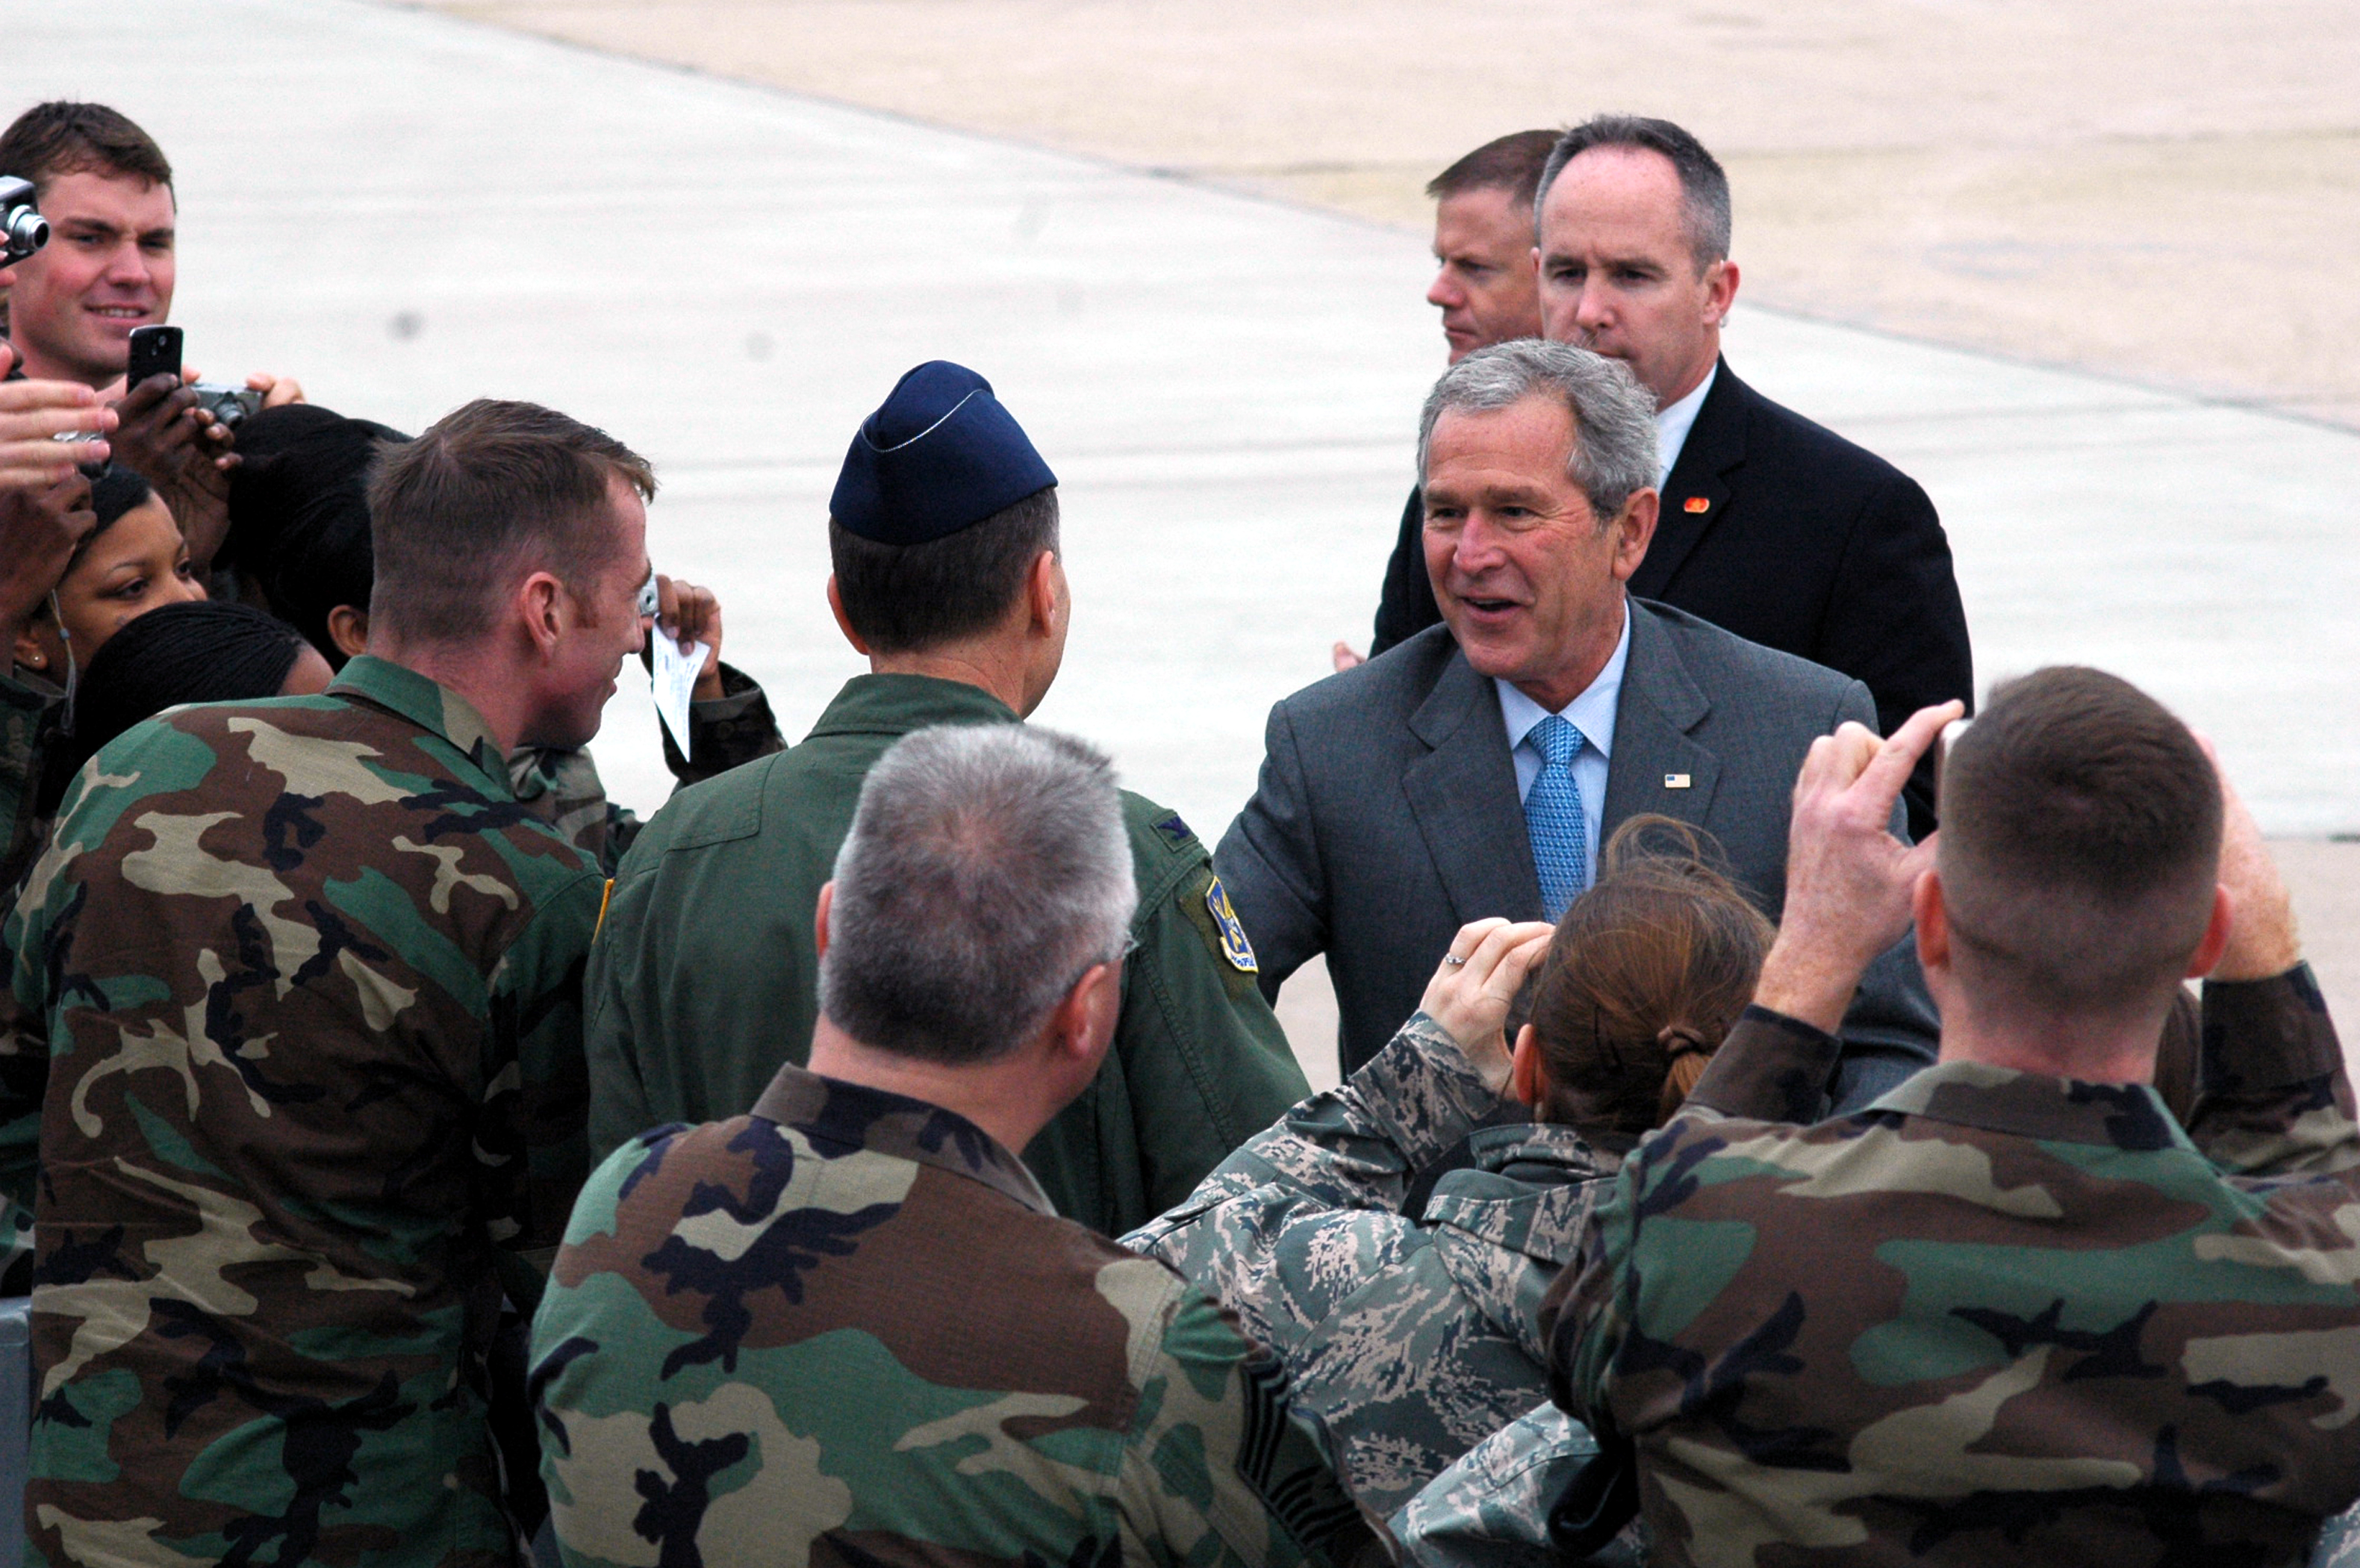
<box><xmin>1</xmin><ymin>176</ymin><xmax>47</xmax><ymax>266</ymax></box>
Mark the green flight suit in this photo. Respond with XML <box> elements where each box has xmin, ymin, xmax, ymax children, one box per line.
<box><xmin>584</xmin><ymin>672</ymin><xmax>1311</xmax><ymax>1235</ymax></box>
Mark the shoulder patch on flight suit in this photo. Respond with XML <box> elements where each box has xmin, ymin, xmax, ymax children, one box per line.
<box><xmin>1153</xmin><ymin>812</ymin><xmax>1195</xmax><ymax>850</ymax></box>
<box><xmin>1204</xmin><ymin>874</ymin><xmax>1258</xmax><ymax>974</ymax></box>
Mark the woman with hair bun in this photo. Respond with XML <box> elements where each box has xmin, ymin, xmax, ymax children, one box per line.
<box><xmin>1127</xmin><ymin>815</ymin><xmax>1772</xmax><ymax>1514</ymax></box>
<box><xmin>1510</xmin><ymin>819</ymin><xmax>1773</xmax><ymax>1139</ymax></box>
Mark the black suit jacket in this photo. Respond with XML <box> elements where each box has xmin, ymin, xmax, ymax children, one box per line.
<box><xmin>1367</xmin><ymin>359</ymin><xmax>1973</xmax><ymax>831</ymax></box>
<box><xmin>1220</xmin><ymin>602</ymin><xmax>1937</xmax><ymax>1086</ymax></box>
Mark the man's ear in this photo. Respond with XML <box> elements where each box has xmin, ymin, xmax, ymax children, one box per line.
<box><xmin>1045</xmin><ymin>957</ymin><xmax>1122</xmax><ymax>1080</ymax></box>
<box><xmin>327</xmin><ymin>604</ymin><xmax>369</xmax><ymax>661</ymax></box>
<box><xmin>1913</xmin><ymin>870</ymin><xmax>1949</xmax><ymax>970</ymax></box>
<box><xmin>1025</xmin><ymin>550</ymin><xmax>1061</xmax><ymax>636</ymax></box>
<box><xmin>1610</xmin><ymin>488</ymin><xmax>1659</xmax><ymax>582</ymax></box>
<box><xmin>518</xmin><ymin>571</ymin><xmax>566</xmax><ymax>659</ymax></box>
<box><xmin>2185</xmin><ymin>884</ymin><xmax>2234</xmax><ymax>980</ymax></box>
<box><xmin>1510</xmin><ymin>1023</ymin><xmax>1546</xmax><ymax>1109</ymax></box>
<box><xmin>825</xmin><ymin>576</ymin><xmax>871</xmax><ymax>656</ymax></box>
<box><xmin>813</xmin><ymin>882</ymin><xmax>835</xmax><ymax>960</ymax></box>
<box><xmin>1704</xmin><ymin>258</ymin><xmax>1741</xmax><ymax>323</ymax></box>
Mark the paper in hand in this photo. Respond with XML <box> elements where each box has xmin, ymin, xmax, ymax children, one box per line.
<box><xmin>651</xmin><ymin>632</ymin><xmax>712</xmax><ymax>757</ymax></box>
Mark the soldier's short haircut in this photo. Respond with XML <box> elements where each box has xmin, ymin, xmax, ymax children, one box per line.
<box><xmin>1425</xmin><ymin>129</ymin><xmax>1563</xmax><ymax>209</ymax></box>
<box><xmin>826</xmin><ymin>488</ymin><xmax>1059</xmax><ymax>656</ymax></box>
<box><xmin>366</xmin><ymin>399</ymin><xmax>655</xmax><ymax>644</ymax></box>
<box><xmin>1526</xmin><ymin>818</ymin><xmax>1772</xmax><ymax>1134</ymax></box>
<box><xmin>1533</xmin><ymin>114</ymin><xmax>1731</xmax><ymax>271</ymax></box>
<box><xmin>821</xmin><ymin>724</ymin><xmax>1137</xmax><ymax>1064</ymax></box>
<box><xmin>0</xmin><ymin>102</ymin><xmax>173</xmax><ymax>199</ymax></box>
<box><xmin>1418</xmin><ymin>340</ymin><xmax>1658</xmax><ymax>526</ymax></box>
<box><xmin>1939</xmin><ymin>667</ymin><xmax>2223</xmax><ymax>1017</ymax></box>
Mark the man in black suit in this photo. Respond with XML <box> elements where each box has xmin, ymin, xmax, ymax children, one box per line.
<box><xmin>1369</xmin><ymin>115</ymin><xmax>1971</xmax><ymax>833</ymax></box>
<box><xmin>1220</xmin><ymin>339</ymin><xmax>1935</xmax><ymax>1090</ymax></box>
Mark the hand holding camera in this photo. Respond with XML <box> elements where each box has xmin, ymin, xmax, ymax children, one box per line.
<box><xmin>110</xmin><ymin>326</ymin><xmax>240</xmax><ymax>573</ymax></box>
<box><xmin>0</xmin><ymin>346</ymin><xmax>116</xmax><ymax>491</ymax></box>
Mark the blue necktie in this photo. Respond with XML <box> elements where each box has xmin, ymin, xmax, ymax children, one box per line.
<box><xmin>1525</xmin><ymin>713</ymin><xmax>1589</xmax><ymax>923</ymax></box>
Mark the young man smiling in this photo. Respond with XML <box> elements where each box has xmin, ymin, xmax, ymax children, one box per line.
<box><xmin>0</xmin><ymin>102</ymin><xmax>302</xmax><ymax>573</ymax></box>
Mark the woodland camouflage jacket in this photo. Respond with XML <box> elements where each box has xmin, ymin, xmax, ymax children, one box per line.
<box><xmin>1550</xmin><ymin>971</ymin><xmax>2360</xmax><ymax>1568</ymax></box>
<box><xmin>531</xmin><ymin>1063</ymin><xmax>1387</xmax><ymax>1568</ymax></box>
<box><xmin>4</xmin><ymin>656</ymin><xmax>603</xmax><ymax>1567</ymax></box>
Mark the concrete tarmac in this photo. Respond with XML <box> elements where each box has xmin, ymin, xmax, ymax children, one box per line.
<box><xmin>424</xmin><ymin>0</ymin><xmax>2360</xmax><ymax>428</ymax></box>
<box><xmin>16</xmin><ymin>0</ymin><xmax>2358</xmax><ymax>1083</ymax></box>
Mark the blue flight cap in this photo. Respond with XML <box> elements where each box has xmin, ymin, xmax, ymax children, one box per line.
<box><xmin>829</xmin><ymin>361</ymin><xmax>1058</xmax><ymax>545</ymax></box>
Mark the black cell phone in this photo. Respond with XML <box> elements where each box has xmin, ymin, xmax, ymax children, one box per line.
<box><xmin>125</xmin><ymin>324</ymin><xmax>182</xmax><ymax>388</ymax></box>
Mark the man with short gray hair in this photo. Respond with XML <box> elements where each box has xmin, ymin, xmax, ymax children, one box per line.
<box><xmin>534</xmin><ymin>723</ymin><xmax>1384</xmax><ymax>1567</ymax></box>
<box><xmin>1218</xmin><ymin>339</ymin><xmax>1935</xmax><ymax>1090</ymax></box>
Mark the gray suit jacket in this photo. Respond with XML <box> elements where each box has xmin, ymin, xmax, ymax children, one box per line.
<box><xmin>1216</xmin><ymin>600</ymin><xmax>1937</xmax><ymax>1086</ymax></box>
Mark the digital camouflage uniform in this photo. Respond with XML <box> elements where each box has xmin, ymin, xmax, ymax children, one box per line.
<box><xmin>531</xmin><ymin>1063</ymin><xmax>1387</xmax><ymax>1568</ymax></box>
<box><xmin>508</xmin><ymin>662</ymin><xmax>782</xmax><ymax>875</ymax></box>
<box><xmin>1388</xmin><ymin>1402</ymin><xmax>1641</xmax><ymax>1568</ymax></box>
<box><xmin>2</xmin><ymin>655</ymin><xmax>605</xmax><ymax>1567</ymax></box>
<box><xmin>584</xmin><ymin>673</ymin><xmax>1310</xmax><ymax>1234</ymax></box>
<box><xmin>1127</xmin><ymin>1012</ymin><xmax>1622</xmax><ymax>1512</ymax></box>
<box><xmin>1551</xmin><ymin>968</ymin><xmax>2360</xmax><ymax>1568</ymax></box>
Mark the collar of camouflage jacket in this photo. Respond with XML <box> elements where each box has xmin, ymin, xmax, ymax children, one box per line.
<box><xmin>1420</xmin><ymin>1121</ymin><xmax>1625</xmax><ymax>1266</ymax></box>
<box><xmin>751</xmin><ymin>1062</ymin><xmax>1059</xmax><ymax>1218</ymax></box>
<box><xmin>330</xmin><ymin>656</ymin><xmax>508</xmax><ymax>788</ymax></box>
<box><xmin>1861</xmin><ymin>1058</ymin><xmax>2194</xmax><ymax>1153</ymax></box>
<box><xmin>807</xmin><ymin>673</ymin><xmax>1020</xmax><ymax>740</ymax></box>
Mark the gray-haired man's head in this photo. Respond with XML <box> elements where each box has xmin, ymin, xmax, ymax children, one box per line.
<box><xmin>819</xmin><ymin>723</ymin><xmax>1136</xmax><ymax>1064</ymax></box>
<box><xmin>1417</xmin><ymin>340</ymin><xmax>1663</xmax><ymax>712</ymax></box>
<box><xmin>1419</xmin><ymin>339</ymin><xmax>1657</xmax><ymax>525</ymax></box>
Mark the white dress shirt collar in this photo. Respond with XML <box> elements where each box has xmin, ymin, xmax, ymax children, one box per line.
<box><xmin>1653</xmin><ymin>362</ymin><xmax>1718</xmax><ymax>490</ymax></box>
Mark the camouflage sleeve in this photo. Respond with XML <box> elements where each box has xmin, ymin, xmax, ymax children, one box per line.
<box><xmin>482</xmin><ymin>866</ymin><xmax>605</xmax><ymax>1257</ymax></box>
<box><xmin>1121</xmin><ymin>1275</ymin><xmax>1392</xmax><ymax>1566</ymax></box>
<box><xmin>1541</xmin><ymin>1150</ymin><xmax>1647</xmax><ymax>1437</ymax></box>
<box><xmin>0</xmin><ymin>672</ymin><xmax>61</xmax><ymax>895</ymax></box>
<box><xmin>1391</xmin><ymin>1403</ymin><xmax>1637</xmax><ymax>1568</ymax></box>
<box><xmin>1684</xmin><ymin>1004</ymin><xmax>1846</xmax><ymax>1125</ymax></box>
<box><xmin>2187</xmin><ymin>964</ymin><xmax>2355</xmax><ymax>1179</ymax></box>
<box><xmin>1113</xmin><ymin>857</ymin><xmax>1311</xmax><ymax>1221</ymax></box>
<box><xmin>0</xmin><ymin>885</ymin><xmax>49</xmax><ymax>1294</ymax></box>
<box><xmin>1124</xmin><ymin>1012</ymin><xmax>1502</xmax><ymax>1294</ymax></box>
<box><xmin>508</xmin><ymin>745</ymin><xmax>632</xmax><ymax>874</ymax></box>
<box><xmin>658</xmin><ymin>662</ymin><xmax>785</xmax><ymax>785</ymax></box>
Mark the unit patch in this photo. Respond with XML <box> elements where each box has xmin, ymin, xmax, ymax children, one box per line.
<box><xmin>1204</xmin><ymin>875</ymin><xmax>1258</xmax><ymax>974</ymax></box>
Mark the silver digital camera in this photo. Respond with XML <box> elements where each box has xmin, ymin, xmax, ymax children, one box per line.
<box><xmin>1</xmin><ymin>176</ymin><xmax>47</xmax><ymax>266</ymax></box>
<box><xmin>190</xmin><ymin>384</ymin><xmax>264</xmax><ymax>428</ymax></box>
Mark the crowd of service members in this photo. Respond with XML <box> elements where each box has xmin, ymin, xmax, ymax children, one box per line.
<box><xmin>1</xmin><ymin>97</ymin><xmax>2356</xmax><ymax>1568</ymax></box>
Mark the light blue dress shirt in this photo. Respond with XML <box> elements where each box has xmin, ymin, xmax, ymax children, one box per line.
<box><xmin>1495</xmin><ymin>608</ymin><xmax>1631</xmax><ymax>890</ymax></box>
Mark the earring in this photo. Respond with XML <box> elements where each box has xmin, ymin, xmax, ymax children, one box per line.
<box><xmin>25</xmin><ymin>653</ymin><xmax>43</xmax><ymax>669</ymax></box>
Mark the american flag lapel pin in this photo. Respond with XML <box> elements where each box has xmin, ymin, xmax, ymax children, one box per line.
<box><xmin>1664</xmin><ymin>773</ymin><xmax>1692</xmax><ymax>789</ymax></box>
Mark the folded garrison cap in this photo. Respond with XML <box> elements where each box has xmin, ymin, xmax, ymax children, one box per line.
<box><xmin>829</xmin><ymin>361</ymin><xmax>1056</xmax><ymax>546</ymax></box>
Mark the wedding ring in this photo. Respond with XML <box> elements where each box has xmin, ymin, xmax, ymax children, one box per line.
<box><xmin>1442</xmin><ymin>954</ymin><xmax>1467</xmax><ymax>966</ymax></box>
